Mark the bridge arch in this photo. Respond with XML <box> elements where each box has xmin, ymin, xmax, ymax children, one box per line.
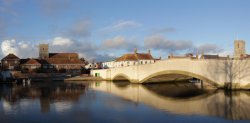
<box><xmin>139</xmin><ymin>70</ymin><xmax>219</xmax><ymax>87</ymax></box>
<box><xmin>112</xmin><ymin>73</ymin><xmax>131</xmax><ymax>82</ymax></box>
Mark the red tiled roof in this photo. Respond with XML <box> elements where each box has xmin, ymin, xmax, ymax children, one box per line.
<box><xmin>23</xmin><ymin>59</ymin><xmax>41</xmax><ymax>65</ymax></box>
<box><xmin>2</xmin><ymin>53</ymin><xmax>20</xmax><ymax>60</ymax></box>
<box><xmin>49</xmin><ymin>53</ymin><xmax>79</xmax><ymax>59</ymax></box>
<box><xmin>116</xmin><ymin>53</ymin><xmax>154</xmax><ymax>61</ymax></box>
<box><xmin>44</xmin><ymin>58</ymin><xmax>85</xmax><ymax>65</ymax></box>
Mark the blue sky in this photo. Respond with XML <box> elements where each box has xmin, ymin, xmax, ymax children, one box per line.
<box><xmin>0</xmin><ymin>0</ymin><xmax>250</xmax><ymax>61</ymax></box>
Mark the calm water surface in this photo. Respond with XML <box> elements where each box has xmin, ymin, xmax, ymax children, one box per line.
<box><xmin>0</xmin><ymin>81</ymin><xmax>250</xmax><ymax>123</ymax></box>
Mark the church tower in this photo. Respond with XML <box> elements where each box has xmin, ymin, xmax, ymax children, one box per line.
<box><xmin>234</xmin><ymin>40</ymin><xmax>246</xmax><ymax>59</ymax></box>
<box><xmin>39</xmin><ymin>44</ymin><xmax>49</xmax><ymax>59</ymax></box>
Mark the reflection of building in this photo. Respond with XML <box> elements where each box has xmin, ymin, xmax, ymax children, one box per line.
<box><xmin>0</xmin><ymin>82</ymin><xmax>86</xmax><ymax>113</ymax></box>
<box><xmin>102</xmin><ymin>49</ymin><xmax>156</xmax><ymax>69</ymax></box>
<box><xmin>1</xmin><ymin>53</ymin><xmax>20</xmax><ymax>70</ymax></box>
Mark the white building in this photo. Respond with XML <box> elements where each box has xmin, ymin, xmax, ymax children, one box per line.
<box><xmin>102</xmin><ymin>61</ymin><xmax>115</xmax><ymax>69</ymax></box>
<box><xmin>102</xmin><ymin>49</ymin><xmax>157</xmax><ymax>69</ymax></box>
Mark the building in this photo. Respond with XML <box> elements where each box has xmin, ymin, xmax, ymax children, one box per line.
<box><xmin>102</xmin><ymin>49</ymin><xmax>155</xmax><ymax>68</ymax></box>
<box><xmin>85</xmin><ymin>62</ymin><xmax>102</xmax><ymax>69</ymax></box>
<box><xmin>38</xmin><ymin>44</ymin><xmax>85</xmax><ymax>74</ymax></box>
<box><xmin>39</xmin><ymin>44</ymin><xmax>49</xmax><ymax>59</ymax></box>
<box><xmin>234</xmin><ymin>40</ymin><xmax>246</xmax><ymax>59</ymax></box>
<box><xmin>102</xmin><ymin>61</ymin><xmax>115</xmax><ymax>69</ymax></box>
<box><xmin>20</xmin><ymin>59</ymin><xmax>41</xmax><ymax>72</ymax></box>
<box><xmin>168</xmin><ymin>53</ymin><xmax>198</xmax><ymax>59</ymax></box>
<box><xmin>41</xmin><ymin>58</ymin><xmax>85</xmax><ymax>70</ymax></box>
<box><xmin>1</xmin><ymin>53</ymin><xmax>20</xmax><ymax>70</ymax></box>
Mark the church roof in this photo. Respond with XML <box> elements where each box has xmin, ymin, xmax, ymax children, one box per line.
<box><xmin>49</xmin><ymin>53</ymin><xmax>79</xmax><ymax>59</ymax></box>
<box><xmin>43</xmin><ymin>58</ymin><xmax>85</xmax><ymax>65</ymax></box>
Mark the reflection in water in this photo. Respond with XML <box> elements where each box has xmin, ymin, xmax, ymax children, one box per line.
<box><xmin>0</xmin><ymin>82</ymin><xmax>86</xmax><ymax>113</ymax></box>
<box><xmin>91</xmin><ymin>81</ymin><xmax>250</xmax><ymax>120</ymax></box>
<box><xmin>0</xmin><ymin>81</ymin><xmax>250</xmax><ymax>123</ymax></box>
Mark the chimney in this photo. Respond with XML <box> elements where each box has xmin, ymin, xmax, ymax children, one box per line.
<box><xmin>148</xmin><ymin>49</ymin><xmax>151</xmax><ymax>54</ymax></box>
<box><xmin>196</xmin><ymin>50</ymin><xmax>198</xmax><ymax>59</ymax></box>
<box><xmin>134</xmin><ymin>48</ymin><xmax>137</xmax><ymax>54</ymax></box>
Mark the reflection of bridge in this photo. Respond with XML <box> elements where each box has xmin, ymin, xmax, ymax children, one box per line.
<box><xmin>92</xmin><ymin>59</ymin><xmax>250</xmax><ymax>88</ymax></box>
<box><xmin>90</xmin><ymin>81</ymin><xmax>250</xmax><ymax>120</ymax></box>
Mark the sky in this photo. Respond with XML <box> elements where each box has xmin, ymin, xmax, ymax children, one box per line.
<box><xmin>0</xmin><ymin>0</ymin><xmax>250</xmax><ymax>61</ymax></box>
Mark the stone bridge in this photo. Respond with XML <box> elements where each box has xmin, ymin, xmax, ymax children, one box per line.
<box><xmin>91</xmin><ymin>59</ymin><xmax>250</xmax><ymax>89</ymax></box>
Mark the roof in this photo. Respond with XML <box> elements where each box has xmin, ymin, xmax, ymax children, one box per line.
<box><xmin>201</xmin><ymin>55</ymin><xmax>219</xmax><ymax>59</ymax></box>
<box><xmin>44</xmin><ymin>58</ymin><xmax>85</xmax><ymax>65</ymax></box>
<box><xmin>116</xmin><ymin>53</ymin><xmax>154</xmax><ymax>61</ymax></box>
<box><xmin>2</xmin><ymin>53</ymin><xmax>20</xmax><ymax>60</ymax></box>
<box><xmin>21</xmin><ymin>59</ymin><xmax>41</xmax><ymax>65</ymax></box>
<box><xmin>49</xmin><ymin>53</ymin><xmax>79</xmax><ymax>59</ymax></box>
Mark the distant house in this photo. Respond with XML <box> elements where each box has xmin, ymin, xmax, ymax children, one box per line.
<box><xmin>168</xmin><ymin>53</ymin><xmax>197</xmax><ymax>59</ymax></box>
<box><xmin>200</xmin><ymin>54</ymin><xmax>230</xmax><ymax>60</ymax></box>
<box><xmin>115</xmin><ymin>49</ymin><xmax>155</xmax><ymax>67</ymax></box>
<box><xmin>102</xmin><ymin>49</ymin><xmax>156</xmax><ymax>69</ymax></box>
<box><xmin>102</xmin><ymin>61</ymin><xmax>115</xmax><ymax>69</ymax></box>
<box><xmin>200</xmin><ymin>54</ymin><xmax>219</xmax><ymax>59</ymax></box>
<box><xmin>1</xmin><ymin>53</ymin><xmax>20</xmax><ymax>70</ymax></box>
<box><xmin>20</xmin><ymin>59</ymin><xmax>41</xmax><ymax>72</ymax></box>
<box><xmin>85</xmin><ymin>62</ymin><xmax>102</xmax><ymax>69</ymax></box>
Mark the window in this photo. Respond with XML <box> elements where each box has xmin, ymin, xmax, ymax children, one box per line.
<box><xmin>141</xmin><ymin>61</ymin><xmax>143</xmax><ymax>64</ymax></box>
<box><xmin>4</xmin><ymin>61</ymin><xmax>7</xmax><ymax>64</ymax></box>
<box><xmin>145</xmin><ymin>61</ymin><xmax>147</xmax><ymax>64</ymax></box>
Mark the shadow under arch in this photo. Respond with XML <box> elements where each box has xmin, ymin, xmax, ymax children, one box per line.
<box><xmin>140</xmin><ymin>70</ymin><xmax>220</xmax><ymax>87</ymax></box>
<box><xmin>112</xmin><ymin>73</ymin><xmax>131</xmax><ymax>83</ymax></box>
<box><xmin>141</xmin><ymin>82</ymin><xmax>217</xmax><ymax>100</ymax></box>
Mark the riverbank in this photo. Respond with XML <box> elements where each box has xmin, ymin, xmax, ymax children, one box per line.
<box><xmin>64</xmin><ymin>76</ymin><xmax>104</xmax><ymax>81</ymax></box>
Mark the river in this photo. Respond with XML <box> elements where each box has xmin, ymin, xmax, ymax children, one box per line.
<box><xmin>0</xmin><ymin>81</ymin><xmax>249</xmax><ymax>123</ymax></box>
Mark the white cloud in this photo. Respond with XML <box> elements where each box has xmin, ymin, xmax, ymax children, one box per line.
<box><xmin>1</xmin><ymin>39</ymin><xmax>17</xmax><ymax>56</ymax></box>
<box><xmin>102</xmin><ymin>35</ymin><xmax>140</xmax><ymax>51</ymax></box>
<box><xmin>52</xmin><ymin>37</ymin><xmax>73</xmax><ymax>46</ymax></box>
<box><xmin>0</xmin><ymin>39</ymin><xmax>37</xmax><ymax>58</ymax></box>
<box><xmin>101</xmin><ymin>20</ymin><xmax>142</xmax><ymax>32</ymax></box>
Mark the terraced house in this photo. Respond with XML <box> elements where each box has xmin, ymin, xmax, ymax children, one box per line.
<box><xmin>102</xmin><ymin>49</ymin><xmax>159</xmax><ymax>69</ymax></box>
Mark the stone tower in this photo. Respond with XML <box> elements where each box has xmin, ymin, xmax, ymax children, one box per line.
<box><xmin>39</xmin><ymin>44</ymin><xmax>49</xmax><ymax>59</ymax></box>
<box><xmin>234</xmin><ymin>40</ymin><xmax>246</xmax><ymax>58</ymax></box>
